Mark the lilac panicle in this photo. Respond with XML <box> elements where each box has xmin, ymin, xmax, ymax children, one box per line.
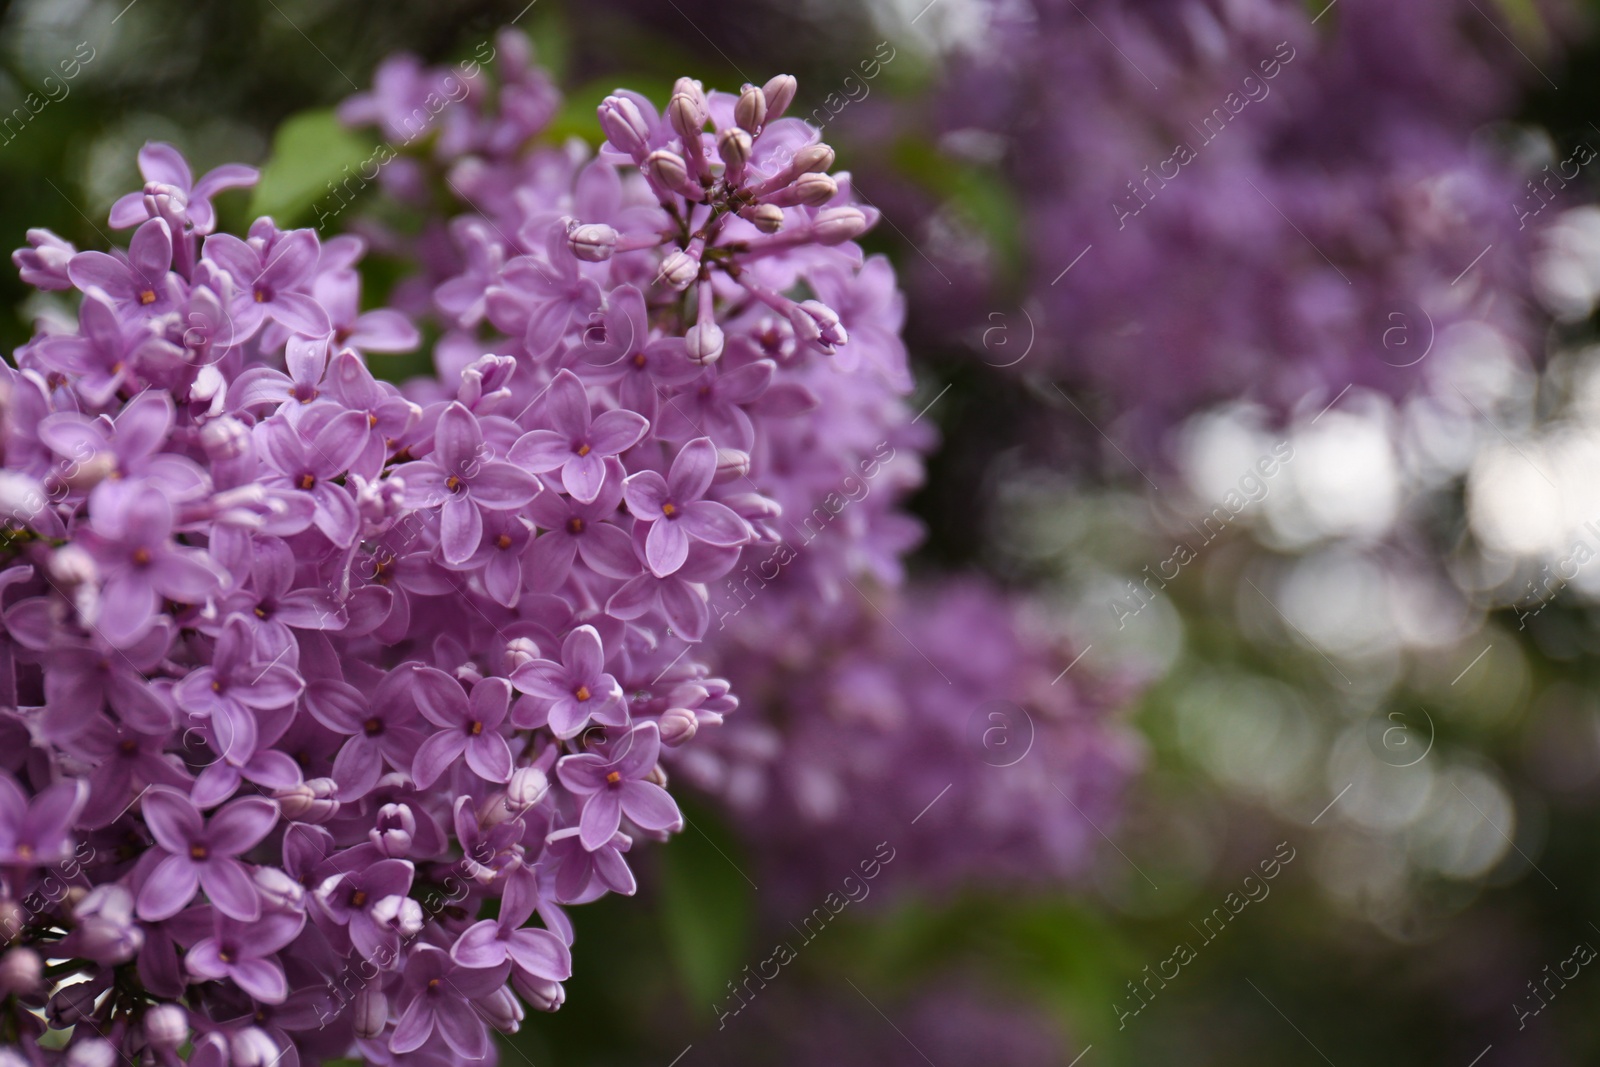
<box><xmin>0</xmin><ymin>28</ymin><xmax>983</xmax><ymax>1067</ymax></box>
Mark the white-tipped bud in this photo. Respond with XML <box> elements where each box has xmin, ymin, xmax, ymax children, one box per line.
<box><xmin>793</xmin><ymin>142</ymin><xmax>835</xmax><ymax>175</ymax></box>
<box><xmin>667</xmin><ymin>92</ymin><xmax>707</xmax><ymax>142</ymax></box>
<box><xmin>813</xmin><ymin>206</ymin><xmax>870</xmax><ymax>244</ymax></box>
<box><xmin>508</xmin><ymin>765</ymin><xmax>550</xmax><ymax>810</ymax></box>
<box><xmin>718</xmin><ymin>128</ymin><xmax>753</xmax><ymax>173</ymax></box>
<box><xmin>0</xmin><ymin>947</ymin><xmax>41</xmax><ymax>996</ymax></box>
<box><xmin>645</xmin><ymin>149</ymin><xmax>698</xmax><ymax>199</ymax></box>
<box><xmin>512</xmin><ymin>972</ymin><xmax>566</xmax><ymax>1013</ymax></box>
<box><xmin>254</xmin><ymin>865</ymin><xmax>305</xmax><ymax>911</ymax></box>
<box><xmin>735</xmin><ymin>84</ymin><xmax>768</xmax><ymax>133</ymax></box>
<box><xmin>567</xmin><ymin>222</ymin><xmax>618</xmax><ymax>262</ymax></box>
<box><xmin>0</xmin><ymin>472</ymin><xmax>45</xmax><ymax>525</ymax></box>
<box><xmin>143</xmin><ymin>1004</ymin><xmax>188</xmax><ymax>1049</ymax></box>
<box><xmin>789</xmin><ymin>300</ymin><xmax>848</xmax><ymax>354</ymax></box>
<box><xmin>61</xmin><ymin>450</ymin><xmax>117</xmax><ymax>491</ymax></box>
<box><xmin>199</xmin><ymin>415</ymin><xmax>252</xmax><ymax>462</ymax></box>
<box><xmin>371</xmin><ymin>893</ymin><xmax>426</xmax><ymax>939</ymax></box>
<box><xmin>370</xmin><ymin>802</ymin><xmax>418</xmax><ymax>858</ymax></box>
<box><xmin>274</xmin><ymin>777</ymin><xmax>339</xmax><ymax>823</ymax></box>
<box><xmin>353</xmin><ymin>988</ymin><xmax>389</xmax><ymax>1040</ymax></box>
<box><xmin>714</xmin><ymin>448</ymin><xmax>751</xmax><ymax>484</ymax></box>
<box><xmin>658</xmin><ymin>707</ymin><xmax>699</xmax><ymax>747</ymax></box>
<box><xmin>48</xmin><ymin>544</ymin><xmax>98</xmax><ymax>588</ymax></box>
<box><xmin>763</xmin><ymin>74</ymin><xmax>798</xmax><ymax>119</ymax></box>
<box><xmin>658</xmin><ymin>250</ymin><xmax>700</xmax><ymax>291</ymax></box>
<box><xmin>781</xmin><ymin>172</ymin><xmax>838</xmax><ymax>208</ymax></box>
<box><xmin>505</xmin><ymin>636</ymin><xmax>542</xmax><ymax>672</ymax></box>
<box><xmin>739</xmin><ymin>203</ymin><xmax>785</xmax><ymax>233</ymax></box>
<box><xmin>597</xmin><ymin>96</ymin><xmax>650</xmax><ymax>157</ymax></box>
<box><xmin>480</xmin><ymin>985</ymin><xmax>525</xmax><ymax>1033</ymax></box>
<box><xmin>64</xmin><ymin>1039</ymin><xmax>115</xmax><ymax>1067</ymax></box>
<box><xmin>229</xmin><ymin>1027</ymin><xmax>280</xmax><ymax>1067</ymax></box>
<box><xmin>685</xmin><ymin>321</ymin><xmax>725</xmax><ymax>365</ymax></box>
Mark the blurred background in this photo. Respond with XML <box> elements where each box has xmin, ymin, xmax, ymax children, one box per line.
<box><xmin>8</xmin><ymin>0</ymin><xmax>1600</xmax><ymax>1064</ymax></box>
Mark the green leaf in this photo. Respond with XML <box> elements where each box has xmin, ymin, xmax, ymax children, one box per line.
<box><xmin>249</xmin><ymin>108</ymin><xmax>379</xmax><ymax>227</ymax></box>
<box><xmin>657</xmin><ymin>802</ymin><xmax>754</xmax><ymax>1012</ymax></box>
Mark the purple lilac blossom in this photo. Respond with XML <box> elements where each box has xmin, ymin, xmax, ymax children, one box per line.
<box><xmin>0</xmin><ymin>29</ymin><xmax>977</xmax><ymax>1066</ymax></box>
<box><xmin>860</xmin><ymin>0</ymin><xmax>1561</xmax><ymax>455</ymax></box>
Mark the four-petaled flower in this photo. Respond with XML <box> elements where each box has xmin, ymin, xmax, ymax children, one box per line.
<box><xmin>509</xmin><ymin>625</ymin><xmax>627</xmax><ymax>739</ymax></box>
<box><xmin>411</xmin><ymin>671</ymin><xmax>516</xmax><ymax>787</ymax></box>
<box><xmin>622</xmin><ymin>437</ymin><xmax>750</xmax><ymax>577</ymax></box>
<box><xmin>510</xmin><ymin>368</ymin><xmax>648</xmax><ymax>503</ymax></box>
<box><xmin>557</xmin><ymin>723</ymin><xmax>682</xmax><ymax>851</ymax></box>
<box><xmin>135</xmin><ymin>787</ymin><xmax>278</xmax><ymax>922</ymax></box>
<box><xmin>403</xmin><ymin>401</ymin><xmax>541</xmax><ymax>565</ymax></box>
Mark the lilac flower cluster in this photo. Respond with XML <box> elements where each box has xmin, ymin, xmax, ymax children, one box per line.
<box><xmin>0</xmin><ymin>40</ymin><xmax>914</xmax><ymax>1063</ymax></box>
<box><xmin>334</xmin><ymin>34</ymin><xmax>1140</xmax><ymax>910</ymax></box>
<box><xmin>875</xmin><ymin>0</ymin><xmax>1555</xmax><ymax>451</ymax></box>
<box><xmin>681</xmin><ymin>579</ymin><xmax>1144</xmax><ymax>909</ymax></box>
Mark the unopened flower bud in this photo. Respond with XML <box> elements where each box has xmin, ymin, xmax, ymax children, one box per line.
<box><xmin>658</xmin><ymin>707</ymin><xmax>699</xmax><ymax>746</ymax></box>
<box><xmin>67</xmin><ymin>885</ymin><xmax>142</xmax><ymax>964</ymax></box>
<box><xmin>353</xmin><ymin>988</ymin><xmax>389</xmax><ymax>1040</ymax></box>
<box><xmin>718</xmin><ymin>128</ymin><xmax>752</xmax><ymax>173</ymax></box>
<box><xmin>784</xmin><ymin>172</ymin><xmax>838</xmax><ymax>208</ymax></box>
<box><xmin>735</xmin><ymin>84</ymin><xmax>768</xmax><ymax>133</ymax></box>
<box><xmin>597</xmin><ymin>96</ymin><xmax>650</xmax><ymax>157</ymax></box>
<box><xmin>229</xmin><ymin>1027</ymin><xmax>281</xmax><ymax>1067</ymax></box>
<box><xmin>714</xmin><ymin>448</ymin><xmax>751</xmax><ymax>484</ymax></box>
<box><xmin>47</xmin><ymin>981</ymin><xmax>102</xmax><ymax>1027</ymax></box>
<box><xmin>254</xmin><ymin>865</ymin><xmax>306</xmax><ymax>911</ymax></box>
<box><xmin>48</xmin><ymin>544</ymin><xmax>98</xmax><ymax>588</ymax></box>
<box><xmin>763</xmin><ymin>74</ymin><xmax>798</xmax><ymax>119</ymax></box>
<box><xmin>479</xmin><ymin>985</ymin><xmax>525</xmax><ymax>1033</ymax></box>
<box><xmin>505</xmin><ymin>636</ymin><xmax>542</xmax><ymax>672</ymax></box>
<box><xmin>65</xmin><ymin>1038</ymin><xmax>115</xmax><ymax>1067</ymax></box>
<box><xmin>200</xmin><ymin>416</ymin><xmax>252</xmax><ymax>462</ymax></box>
<box><xmin>143</xmin><ymin>1004</ymin><xmax>188</xmax><ymax>1049</ymax></box>
<box><xmin>512</xmin><ymin>971</ymin><xmax>566</xmax><ymax>1013</ymax></box>
<box><xmin>370</xmin><ymin>802</ymin><xmax>418</xmax><ymax>858</ymax></box>
<box><xmin>659</xmin><ymin>250</ymin><xmax>700</xmax><ymax>290</ymax></box>
<box><xmin>812</xmin><ymin>206</ymin><xmax>869</xmax><ymax>244</ymax></box>
<box><xmin>645</xmin><ymin>150</ymin><xmax>697</xmax><ymax>199</ymax></box>
<box><xmin>508</xmin><ymin>766</ymin><xmax>550</xmax><ymax>809</ymax></box>
<box><xmin>0</xmin><ymin>947</ymin><xmax>41</xmax><ymax>996</ymax></box>
<box><xmin>792</xmin><ymin>143</ymin><xmax>835</xmax><ymax>175</ymax></box>
<box><xmin>274</xmin><ymin>777</ymin><xmax>340</xmax><ymax>823</ymax></box>
<box><xmin>567</xmin><ymin>222</ymin><xmax>617</xmax><ymax>262</ymax></box>
<box><xmin>789</xmin><ymin>300</ymin><xmax>848</xmax><ymax>354</ymax></box>
<box><xmin>685</xmin><ymin>321</ymin><xmax>724</xmax><ymax>365</ymax></box>
<box><xmin>668</xmin><ymin>92</ymin><xmax>707</xmax><ymax>142</ymax></box>
<box><xmin>371</xmin><ymin>893</ymin><xmax>425</xmax><ymax>939</ymax></box>
<box><xmin>0</xmin><ymin>472</ymin><xmax>45</xmax><ymax>525</ymax></box>
<box><xmin>61</xmin><ymin>450</ymin><xmax>117</xmax><ymax>491</ymax></box>
<box><xmin>740</xmin><ymin>203</ymin><xmax>785</xmax><ymax>233</ymax></box>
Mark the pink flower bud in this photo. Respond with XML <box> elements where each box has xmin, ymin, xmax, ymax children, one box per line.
<box><xmin>789</xmin><ymin>300</ymin><xmax>848</xmax><ymax>354</ymax></box>
<box><xmin>200</xmin><ymin>415</ymin><xmax>252</xmax><ymax>461</ymax></box>
<box><xmin>479</xmin><ymin>985</ymin><xmax>526</xmax><ymax>1033</ymax></box>
<box><xmin>65</xmin><ymin>1039</ymin><xmax>115</xmax><ymax>1067</ymax></box>
<box><xmin>793</xmin><ymin>142</ymin><xmax>835</xmax><ymax>175</ymax></box>
<box><xmin>659</xmin><ymin>707</ymin><xmax>699</xmax><ymax>746</ymax></box>
<box><xmin>735</xmin><ymin>84</ymin><xmax>768</xmax><ymax>133</ymax></box>
<box><xmin>506</xmin><ymin>636</ymin><xmax>542</xmax><ymax>671</ymax></box>
<box><xmin>714</xmin><ymin>448</ymin><xmax>751</xmax><ymax>483</ymax></box>
<box><xmin>508</xmin><ymin>765</ymin><xmax>550</xmax><ymax>809</ymax></box>
<box><xmin>354</xmin><ymin>988</ymin><xmax>389</xmax><ymax>1040</ymax></box>
<box><xmin>766</xmin><ymin>172</ymin><xmax>836</xmax><ymax>208</ymax></box>
<box><xmin>229</xmin><ymin>1027</ymin><xmax>281</xmax><ymax>1067</ymax></box>
<box><xmin>812</xmin><ymin>206</ymin><xmax>870</xmax><ymax>244</ymax></box>
<box><xmin>0</xmin><ymin>947</ymin><xmax>41</xmax><ymax>996</ymax></box>
<box><xmin>567</xmin><ymin>222</ymin><xmax>618</xmax><ymax>262</ymax></box>
<box><xmin>512</xmin><ymin>971</ymin><xmax>567</xmax><ymax>1013</ymax></box>
<box><xmin>274</xmin><ymin>777</ymin><xmax>340</xmax><ymax>823</ymax></box>
<box><xmin>668</xmin><ymin>92</ymin><xmax>707</xmax><ymax>142</ymax></box>
<box><xmin>659</xmin><ymin>250</ymin><xmax>700</xmax><ymax>290</ymax></box>
<box><xmin>597</xmin><ymin>96</ymin><xmax>650</xmax><ymax>157</ymax></box>
<box><xmin>645</xmin><ymin>149</ymin><xmax>696</xmax><ymax>199</ymax></box>
<box><xmin>718</xmin><ymin>128</ymin><xmax>753</xmax><ymax>173</ymax></box>
<box><xmin>763</xmin><ymin>74</ymin><xmax>798</xmax><ymax>119</ymax></box>
<box><xmin>370</xmin><ymin>802</ymin><xmax>418</xmax><ymax>858</ymax></box>
<box><xmin>739</xmin><ymin>203</ymin><xmax>785</xmax><ymax>233</ymax></box>
<box><xmin>685</xmin><ymin>321</ymin><xmax>725</xmax><ymax>365</ymax></box>
<box><xmin>143</xmin><ymin>1004</ymin><xmax>189</xmax><ymax>1049</ymax></box>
